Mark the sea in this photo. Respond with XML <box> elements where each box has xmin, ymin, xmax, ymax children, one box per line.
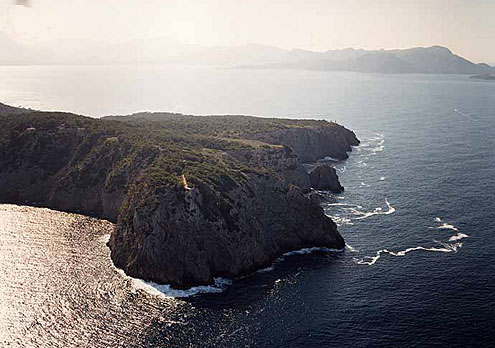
<box><xmin>1</xmin><ymin>65</ymin><xmax>494</xmax><ymax>347</ymax></box>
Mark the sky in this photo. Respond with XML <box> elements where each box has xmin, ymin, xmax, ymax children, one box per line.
<box><xmin>1</xmin><ymin>0</ymin><xmax>494</xmax><ymax>63</ymax></box>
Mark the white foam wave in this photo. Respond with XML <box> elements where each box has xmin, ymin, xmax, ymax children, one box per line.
<box><xmin>355</xmin><ymin>217</ymin><xmax>468</xmax><ymax>266</ymax></box>
<box><xmin>453</xmin><ymin>109</ymin><xmax>472</xmax><ymax>119</ymax></box>
<box><xmin>449</xmin><ymin>233</ymin><xmax>469</xmax><ymax>242</ymax></box>
<box><xmin>356</xmin><ymin>133</ymin><xmax>385</xmax><ymax>156</ymax></box>
<box><xmin>257</xmin><ymin>266</ymin><xmax>275</xmax><ymax>273</ymax></box>
<box><xmin>345</xmin><ymin>244</ymin><xmax>357</xmax><ymax>252</ymax></box>
<box><xmin>379</xmin><ymin>176</ymin><xmax>386</xmax><ymax>181</ymax></box>
<box><xmin>351</xmin><ymin>199</ymin><xmax>396</xmax><ymax>220</ymax></box>
<box><xmin>319</xmin><ymin>156</ymin><xmax>340</xmax><ymax>162</ymax></box>
<box><xmin>283</xmin><ymin>246</ymin><xmax>343</xmax><ymax>256</ymax></box>
<box><xmin>371</xmin><ymin>145</ymin><xmax>385</xmax><ymax>153</ymax></box>
<box><xmin>354</xmin><ymin>242</ymin><xmax>462</xmax><ymax>266</ymax></box>
<box><xmin>114</xmin><ymin>267</ymin><xmax>231</xmax><ymax>298</ymax></box>
<box><xmin>432</xmin><ymin>217</ymin><xmax>460</xmax><ymax>232</ymax></box>
<box><xmin>251</xmin><ymin>246</ymin><xmax>344</xmax><ymax>275</ymax></box>
<box><xmin>147</xmin><ymin>278</ymin><xmax>232</xmax><ymax>298</ymax></box>
<box><xmin>438</xmin><ymin>223</ymin><xmax>459</xmax><ymax>231</ymax></box>
<box><xmin>329</xmin><ymin>215</ymin><xmax>354</xmax><ymax>226</ymax></box>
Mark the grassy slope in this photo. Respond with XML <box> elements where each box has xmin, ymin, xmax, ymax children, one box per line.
<box><xmin>0</xmin><ymin>110</ymin><xmax>341</xmax><ymax>217</ymax></box>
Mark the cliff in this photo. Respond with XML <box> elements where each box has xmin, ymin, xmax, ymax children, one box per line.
<box><xmin>0</xmin><ymin>108</ymin><xmax>359</xmax><ymax>288</ymax></box>
<box><xmin>110</xmin><ymin>172</ymin><xmax>342</xmax><ymax>287</ymax></box>
<box><xmin>246</xmin><ymin>123</ymin><xmax>359</xmax><ymax>162</ymax></box>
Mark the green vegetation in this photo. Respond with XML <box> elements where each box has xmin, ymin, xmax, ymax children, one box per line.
<box><xmin>0</xmin><ymin>108</ymin><xmax>341</xmax><ymax>218</ymax></box>
<box><xmin>103</xmin><ymin>112</ymin><xmax>335</xmax><ymax>138</ymax></box>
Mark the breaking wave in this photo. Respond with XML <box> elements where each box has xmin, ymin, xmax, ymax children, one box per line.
<box><xmin>350</xmin><ymin>198</ymin><xmax>396</xmax><ymax>220</ymax></box>
<box><xmin>449</xmin><ymin>233</ymin><xmax>469</xmax><ymax>242</ymax></box>
<box><xmin>319</xmin><ymin>156</ymin><xmax>341</xmax><ymax>162</ymax></box>
<box><xmin>354</xmin><ymin>217</ymin><xmax>467</xmax><ymax>266</ymax></box>
<box><xmin>453</xmin><ymin>108</ymin><xmax>472</xmax><ymax>120</ymax></box>
<box><xmin>438</xmin><ymin>223</ymin><xmax>459</xmax><ymax>231</ymax></box>
<box><xmin>324</xmin><ymin>199</ymin><xmax>395</xmax><ymax>226</ymax></box>
<box><xmin>354</xmin><ymin>242</ymin><xmax>462</xmax><ymax>266</ymax></box>
<box><xmin>328</xmin><ymin>215</ymin><xmax>354</xmax><ymax>226</ymax></box>
<box><xmin>345</xmin><ymin>244</ymin><xmax>357</xmax><ymax>252</ymax></box>
<box><xmin>337</xmin><ymin>165</ymin><xmax>347</xmax><ymax>173</ymax></box>
<box><xmin>114</xmin><ymin>267</ymin><xmax>232</xmax><ymax>298</ymax></box>
<box><xmin>357</xmin><ymin>132</ymin><xmax>385</xmax><ymax>156</ymax></box>
<box><xmin>284</xmin><ymin>246</ymin><xmax>344</xmax><ymax>256</ymax></box>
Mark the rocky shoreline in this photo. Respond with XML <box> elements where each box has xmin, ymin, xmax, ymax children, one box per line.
<box><xmin>0</xmin><ymin>105</ymin><xmax>359</xmax><ymax>288</ymax></box>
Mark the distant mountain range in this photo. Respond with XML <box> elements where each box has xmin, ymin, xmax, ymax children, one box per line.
<box><xmin>238</xmin><ymin>45</ymin><xmax>495</xmax><ymax>75</ymax></box>
<box><xmin>0</xmin><ymin>31</ymin><xmax>493</xmax><ymax>75</ymax></box>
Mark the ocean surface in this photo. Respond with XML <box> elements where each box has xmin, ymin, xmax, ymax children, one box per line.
<box><xmin>1</xmin><ymin>65</ymin><xmax>495</xmax><ymax>347</ymax></box>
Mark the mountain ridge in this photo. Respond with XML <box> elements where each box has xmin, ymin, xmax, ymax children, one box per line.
<box><xmin>240</xmin><ymin>45</ymin><xmax>495</xmax><ymax>74</ymax></box>
<box><xmin>0</xmin><ymin>32</ymin><xmax>492</xmax><ymax>74</ymax></box>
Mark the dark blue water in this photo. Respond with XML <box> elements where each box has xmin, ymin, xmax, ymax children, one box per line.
<box><xmin>138</xmin><ymin>73</ymin><xmax>495</xmax><ymax>348</ymax></box>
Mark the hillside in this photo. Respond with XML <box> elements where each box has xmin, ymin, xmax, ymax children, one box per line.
<box><xmin>0</xmin><ymin>107</ymin><xmax>359</xmax><ymax>288</ymax></box>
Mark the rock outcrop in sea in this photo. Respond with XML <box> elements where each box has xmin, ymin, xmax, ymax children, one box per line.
<box><xmin>309</xmin><ymin>164</ymin><xmax>344</xmax><ymax>193</ymax></box>
<box><xmin>0</xmin><ymin>107</ymin><xmax>359</xmax><ymax>288</ymax></box>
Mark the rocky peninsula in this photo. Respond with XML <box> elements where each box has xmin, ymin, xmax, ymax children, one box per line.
<box><xmin>0</xmin><ymin>105</ymin><xmax>359</xmax><ymax>288</ymax></box>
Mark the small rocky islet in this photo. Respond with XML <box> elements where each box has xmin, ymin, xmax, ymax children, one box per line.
<box><xmin>470</xmin><ymin>74</ymin><xmax>495</xmax><ymax>80</ymax></box>
<box><xmin>0</xmin><ymin>104</ymin><xmax>359</xmax><ymax>288</ymax></box>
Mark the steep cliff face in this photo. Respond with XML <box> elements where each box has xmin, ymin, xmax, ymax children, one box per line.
<box><xmin>248</xmin><ymin>124</ymin><xmax>360</xmax><ymax>162</ymax></box>
<box><xmin>228</xmin><ymin>145</ymin><xmax>311</xmax><ymax>191</ymax></box>
<box><xmin>0</xmin><ymin>108</ymin><xmax>359</xmax><ymax>289</ymax></box>
<box><xmin>110</xmin><ymin>174</ymin><xmax>343</xmax><ymax>288</ymax></box>
<box><xmin>109</xmin><ymin>129</ymin><xmax>353</xmax><ymax>288</ymax></box>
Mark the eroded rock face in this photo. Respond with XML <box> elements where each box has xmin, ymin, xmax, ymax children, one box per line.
<box><xmin>109</xmin><ymin>144</ymin><xmax>346</xmax><ymax>288</ymax></box>
<box><xmin>249</xmin><ymin>124</ymin><xmax>360</xmax><ymax>162</ymax></box>
<box><xmin>309</xmin><ymin>164</ymin><xmax>344</xmax><ymax>193</ymax></box>
<box><xmin>109</xmin><ymin>174</ymin><xmax>343</xmax><ymax>288</ymax></box>
<box><xmin>228</xmin><ymin>145</ymin><xmax>311</xmax><ymax>191</ymax></box>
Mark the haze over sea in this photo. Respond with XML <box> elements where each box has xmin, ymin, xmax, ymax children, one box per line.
<box><xmin>1</xmin><ymin>65</ymin><xmax>494</xmax><ymax>347</ymax></box>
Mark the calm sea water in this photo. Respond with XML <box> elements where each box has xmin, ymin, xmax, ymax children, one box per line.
<box><xmin>1</xmin><ymin>65</ymin><xmax>494</xmax><ymax>347</ymax></box>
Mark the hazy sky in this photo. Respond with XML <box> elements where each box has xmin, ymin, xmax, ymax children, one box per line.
<box><xmin>2</xmin><ymin>0</ymin><xmax>494</xmax><ymax>62</ymax></box>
